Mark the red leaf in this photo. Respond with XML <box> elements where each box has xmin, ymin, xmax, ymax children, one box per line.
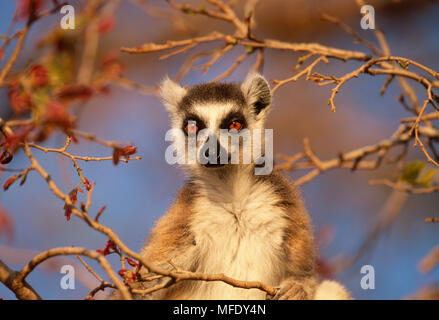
<box><xmin>69</xmin><ymin>188</ymin><xmax>78</xmax><ymax>204</ymax></box>
<box><xmin>118</xmin><ymin>269</ymin><xmax>136</xmax><ymax>283</ymax></box>
<box><xmin>63</xmin><ymin>188</ymin><xmax>78</xmax><ymax>222</ymax></box>
<box><xmin>0</xmin><ymin>205</ymin><xmax>14</xmax><ymax>242</ymax></box>
<box><xmin>64</xmin><ymin>206</ymin><xmax>72</xmax><ymax>221</ymax></box>
<box><xmin>8</xmin><ymin>84</ymin><xmax>32</xmax><ymax>114</ymax></box>
<box><xmin>1</xmin><ymin>129</ymin><xmax>30</xmax><ymax>156</ymax></box>
<box><xmin>125</xmin><ymin>257</ymin><xmax>138</xmax><ymax>267</ymax></box>
<box><xmin>113</xmin><ymin>145</ymin><xmax>137</xmax><ymax>165</ymax></box>
<box><xmin>120</xmin><ymin>146</ymin><xmax>137</xmax><ymax>157</ymax></box>
<box><xmin>56</xmin><ymin>85</ymin><xmax>93</xmax><ymax>104</ymax></box>
<box><xmin>29</xmin><ymin>65</ymin><xmax>48</xmax><ymax>88</ymax></box>
<box><xmin>16</xmin><ymin>0</ymin><xmax>46</xmax><ymax>20</ymax></box>
<box><xmin>101</xmin><ymin>51</ymin><xmax>125</xmax><ymax>78</ymax></box>
<box><xmin>316</xmin><ymin>257</ymin><xmax>334</xmax><ymax>278</ymax></box>
<box><xmin>97</xmin><ymin>240</ymin><xmax>117</xmax><ymax>256</ymax></box>
<box><xmin>99</xmin><ymin>85</ymin><xmax>111</xmax><ymax>95</ymax></box>
<box><xmin>118</xmin><ymin>269</ymin><xmax>126</xmax><ymax>277</ymax></box>
<box><xmin>82</xmin><ymin>177</ymin><xmax>92</xmax><ymax>191</ymax></box>
<box><xmin>316</xmin><ymin>224</ymin><xmax>335</xmax><ymax>250</ymax></box>
<box><xmin>112</xmin><ymin>148</ymin><xmax>120</xmax><ymax>166</ymax></box>
<box><xmin>45</xmin><ymin>100</ymin><xmax>74</xmax><ymax>130</ymax></box>
<box><xmin>107</xmin><ymin>240</ymin><xmax>116</xmax><ymax>251</ymax></box>
<box><xmin>98</xmin><ymin>16</ymin><xmax>115</xmax><ymax>34</ymax></box>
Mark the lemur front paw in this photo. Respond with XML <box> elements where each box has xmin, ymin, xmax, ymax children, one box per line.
<box><xmin>267</xmin><ymin>277</ymin><xmax>316</xmax><ymax>300</ymax></box>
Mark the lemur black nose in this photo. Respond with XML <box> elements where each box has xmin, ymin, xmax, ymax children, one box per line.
<box><xmin>203</xmin><ymin>148</ymin><xmax>209</xmax><ymax>159</ymax></box>
<box><xmin>200</xmin><ymin>140</ymin><xmax>228</xmax><ymax>167</ymax></box>
<box><xmin>203</xmin><ymin>141</ymin><xmax>225</xmax><ymax>161</ymax></box>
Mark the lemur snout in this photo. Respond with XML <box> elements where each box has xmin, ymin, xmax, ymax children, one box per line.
<box><xmin>199</xmin><ymin>138</ymin><xmax>229</xmax><ymax>168</ymax></box>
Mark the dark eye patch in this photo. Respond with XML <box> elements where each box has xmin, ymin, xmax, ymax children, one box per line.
<box><xmin>220</xmin><ymin>111</ymin><xmax>247</xmax><ymax>130</ymax></box>
<box><xmin>182</xmin><ymin>114</ymin><xmax>206</xmax><ymax>135</ymax></box>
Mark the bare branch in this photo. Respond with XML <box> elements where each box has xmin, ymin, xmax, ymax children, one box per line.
<box><xmin>0</xmin><ymin>259</ymin><xmax>41</xmax><ymax>300</ymax></box>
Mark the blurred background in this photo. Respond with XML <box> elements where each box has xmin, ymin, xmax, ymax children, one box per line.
<box><xmin>0</xmin><ymin>0</ymin><xmax>438</xmax><ymax>299</ymax></box>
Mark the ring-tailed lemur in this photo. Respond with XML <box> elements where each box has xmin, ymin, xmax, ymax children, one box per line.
<box><xmin>116</xmin><ymin>72</ymin><xmax>350</xmax><ymax>300</ymax></box>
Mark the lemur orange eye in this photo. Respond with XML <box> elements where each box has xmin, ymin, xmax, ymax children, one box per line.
<box><xmin>186</xmin><ymin>123</ymin><xmax>198</xmax><ymax>134</ymax></box>
<box><xmin>229</xmin><ymin>121</ymin><xmax>242</xmax><ymax>131</ymax></box>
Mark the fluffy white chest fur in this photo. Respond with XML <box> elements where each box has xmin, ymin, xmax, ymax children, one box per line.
<box><xmin>182</xmin><ymin>173</ymin><xmax>288</xmax><ymax>299</ymax></box>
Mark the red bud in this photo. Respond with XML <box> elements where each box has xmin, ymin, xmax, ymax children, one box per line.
<box><xmin>3</xmin><ymin>175</ymin><xmax>20</xmax><ymax>191</ymax></box>
<box><xmin>0</xmin><ymin>151</ymin><xmax>13</xmax><ymax>164</ymax></box>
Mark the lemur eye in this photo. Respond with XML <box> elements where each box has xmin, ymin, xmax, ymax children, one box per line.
<box><xmin>186</xmin><ymin>122</ymin><xmax>198</xmax><ymax>134</ymax></box>
<box><xmin>229</xmin><ymin>121</ymin><xmax>242</xmax><ymax>131</ymax></box>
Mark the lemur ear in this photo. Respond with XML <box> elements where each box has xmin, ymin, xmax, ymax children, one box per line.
<box><xmin>241</xmin><ymin>72</ymin><xmax>271</xmax><ymax>116</ymax></box>
<box><xmin>160</xmin><ymin>77</ymin><xmax>187</xmax><ymax>112</ymax></box>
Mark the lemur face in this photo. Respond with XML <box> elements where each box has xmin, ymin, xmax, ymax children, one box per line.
<box><xmin>161</xmin><ymin>72</ymin><xmax>272</xmax><ymax>171</ymax></box>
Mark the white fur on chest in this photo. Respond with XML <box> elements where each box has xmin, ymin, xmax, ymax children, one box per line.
<box><xmin>184</xmin><ymin>175</ymin><xmax>288</xmax><ymax>299</ymax></box>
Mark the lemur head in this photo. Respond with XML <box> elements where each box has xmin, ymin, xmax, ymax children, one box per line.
<box><xmin>161</xmin><ymin>72</ymin><xmax>272</xmax><ymax>175</ymax></box>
